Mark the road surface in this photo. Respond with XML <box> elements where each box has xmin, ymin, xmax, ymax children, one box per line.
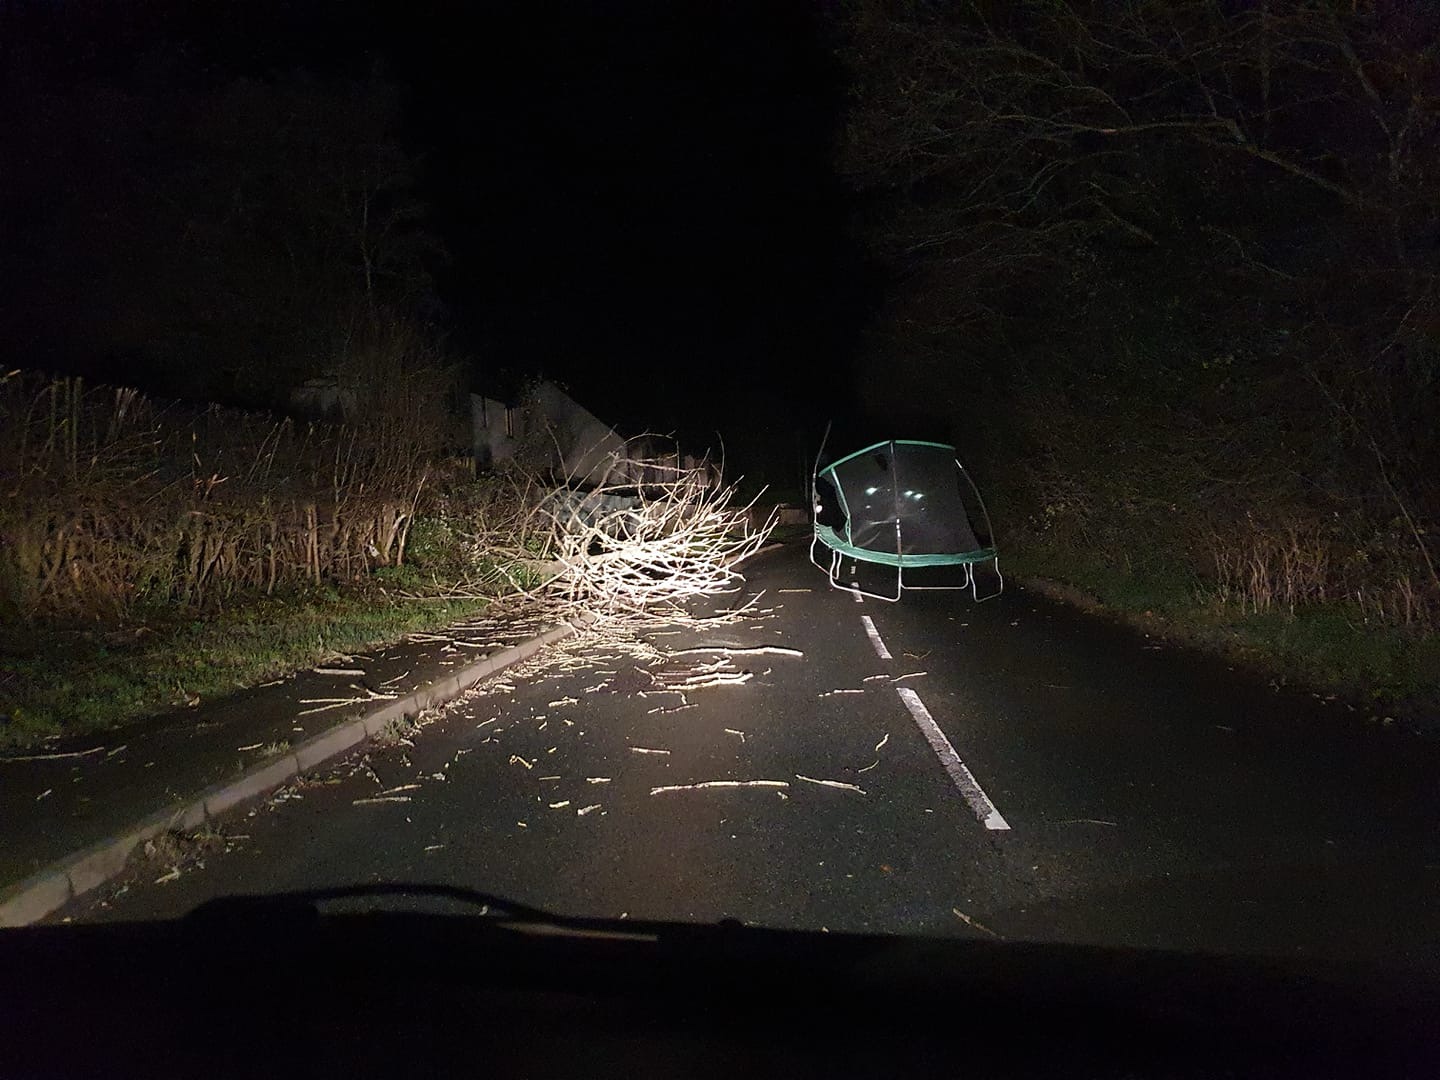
<box><xmin>60</xmin><ymin>545</ymin><xmax>1440</xmax><ymax>973</ymax></box>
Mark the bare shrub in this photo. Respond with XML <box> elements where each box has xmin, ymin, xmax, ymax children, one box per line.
<box><xmin>322</xmin><ymin>311</ymin><xmax>468</xmax><ymax>460</ymax></box>
<box><xmin>1209</xmin><ymin>515</ymin><xmax>1333</xmax><ymax>616</ymax></box>
<box><xmin>1208</xmin><ymin>510</ymin><xmax>1434</xmax><ymax>631</ymax></box>
<box><xmin>0</xmin><ymin>371</ymin><xmax>445</xmax><ymax>619</ymax></box>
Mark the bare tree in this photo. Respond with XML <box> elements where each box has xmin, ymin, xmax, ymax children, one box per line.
<box><xmin>840</xmin><ymin>0</ymin><xmax>1440</xmax><ymax>626</ymax></box>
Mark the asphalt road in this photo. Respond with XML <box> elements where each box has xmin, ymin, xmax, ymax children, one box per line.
<box><xmin>61</xmin><ymin>545</ymin><xmax>1440</xmax><ymax>973</ymax></box>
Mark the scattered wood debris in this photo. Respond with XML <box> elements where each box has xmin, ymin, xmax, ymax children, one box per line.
<box><xmin>296</xmin><ymin>687</ymin><xmax>397</xmax><ymax>716</ymax></box>
<box><xmin>856</xmin><ymin>732</ymin><xmax>890</xmax><ymax>773</ymax></box>
<box><xmin>795</xmin><ymin>775</ymin><xmax>866</xmax><ymax>794</ymax></box>
<box><xmin>669</xmin><ymin>646</ymin><xmax>803</xmax><ymax>659</ymax></box>
<box><xmin>663</xmin><ymin>671</ymin><xmax>754</xmax><ymax>691</ymax></box>
<box><xmin>352</xmin><ymin>796</ymin><xmax>413</xmax><ymax>806</ymax></box>
<box><xmin>313</xmin><ymin>667</ymin><xmax>366</xmax><ymax>677</ymax></box>
<box><xmin>650</xmin><ymin>780</ymin><xmax>788</xmax><ymax>794</ymax></box>
<box><xmin>951</xmin><ymin>908</ymin><xmax>1001</xmax><ymax>939</ymax></box>
<box><xmin>576</xmin><ymin>803</ymin><xmax>602</xmax><ymax>816</ymax></box>
<box><xmin>629</xmin><ymin>746</ymin><xmax>671</xmax><ymax>756</ymax></box>
<box><xmin>1</xmin><ymin>745</ymin><xmax>106</xmax><ymax>763</ymax></box>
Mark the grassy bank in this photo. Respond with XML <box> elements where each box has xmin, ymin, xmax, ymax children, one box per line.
<box><xmin>0</xmin><ymin>371</ymin><xmax>505</xmax><ymax>750</ymax></box>
<box><xmin>1005</xmin><ymin>539</ymin><xmax>1440</xmax><ymax>722</ymax></box>
<box><xmin>0</xmin><ymin>583</ymin><xmax>490</xmax><ymax>750</ymax></box>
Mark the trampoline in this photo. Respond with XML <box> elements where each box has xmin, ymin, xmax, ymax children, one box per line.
<box><xmin>809</xmin><ymin>439</ymin><xmax>1002</xmax><ymax>602</ymax></box>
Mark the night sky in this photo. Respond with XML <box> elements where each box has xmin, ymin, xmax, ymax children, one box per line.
<box><xmin>1</xmin><ymin>0</ymin><xmax>867</xmax><ymax>479</ymax></box>
<box><xmin>398</xmin><ymin>2</ymin><xmax>865</xmax><ymax>441</ymax></box>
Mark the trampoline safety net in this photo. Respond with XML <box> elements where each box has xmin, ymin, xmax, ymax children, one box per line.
<box><xmin>810</xmin><ymin>439</ymin><xmax>1002</xmax><ymax>602</ymax></box>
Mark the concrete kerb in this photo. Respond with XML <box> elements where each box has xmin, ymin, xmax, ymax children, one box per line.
<box><xmin>0</xmin><ymin>618</ymin><xmax>587</xmax><ymax>928</ymax></box>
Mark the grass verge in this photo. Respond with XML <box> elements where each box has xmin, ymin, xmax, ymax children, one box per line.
<box><xmin>0</xmin><ymin>585</ymin><xmax>488</xmax><ymax>751</ymax></box>
<box><xmin>1005</xmin><ymin>539</ymin><xmax>1440</xmax><ymax>721</ymax></box>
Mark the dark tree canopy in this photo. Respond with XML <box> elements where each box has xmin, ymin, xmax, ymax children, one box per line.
<box><xmin>839</xmin><ymin>0</ymin><xmax>1440</xmax><ymax>625</ymax></box>
<box><xmin>0</xmin><ymin>25</ymin><xmax>439</xmax><ymax>406</ymax></box>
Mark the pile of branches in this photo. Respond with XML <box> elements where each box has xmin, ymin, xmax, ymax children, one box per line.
<box><xmin>425</xmin><ymin>452</ymin><xmax>775</xmax><ymax>622</ymax></box>
<box><xmin>0</xmin><ymin>371</ymin><xmax>440</xmax><ymax>619</ymax></box>
<box><xmin>536</xmin><ymin>464</ymin><xmax>773</xmax><ymax>618</ymax></box>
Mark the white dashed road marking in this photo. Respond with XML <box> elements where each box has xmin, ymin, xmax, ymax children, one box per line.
<box><xmin>895</xmin><ymin>687</ymin><xmax>1010</xmax><ymax>831</ymax></box>
<box><xmin>860</xmin><ymin>615</ymin><xmax>892</xmax><ymax>660</ymax></box>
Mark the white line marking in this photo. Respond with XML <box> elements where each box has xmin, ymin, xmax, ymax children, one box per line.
<box><xmin>851</xmin><ymin>589</ymin><xmax>864</xmax><ymax>603</ymax></box>
<box><xmin>895</xmin><ymin>687</ymin><xmax>1010</xmax><ymax>831</ymax></box>
<box><xmin>860</xmin><ymin>615</ymin><xmax>892</xmax><ymax>659</ymax></box>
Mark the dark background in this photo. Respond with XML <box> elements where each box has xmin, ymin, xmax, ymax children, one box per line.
<box><xmin>0</xmin><ymin>0</ymin><xmax>867</xmax><ymax>483</ymax></box>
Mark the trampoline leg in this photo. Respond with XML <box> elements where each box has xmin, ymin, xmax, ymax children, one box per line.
<box><xmin>812</xmin><ymin>535</ymin><xmax>852</xmax><ymax>595</ymax></box>
<box><xmin>973</xmin><ymin>556</ymin><xmax>1004</xmax><ymax>601</ymax></box>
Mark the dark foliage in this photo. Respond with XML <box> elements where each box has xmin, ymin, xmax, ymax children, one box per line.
<box><xmin>0</xmin><ymin>13</ymin><xmax>440</xmax><ymax>409</ymax></box>
<box><xmin>840</xmin><ymin>0</ymin><xmax>1439</xmax><ymax>628</ymax></box>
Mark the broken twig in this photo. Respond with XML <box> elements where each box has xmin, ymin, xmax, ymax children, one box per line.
<box><xmin>650</xmin><ymin>780</ymin><xmax>788</xmax><ymax>794</ymax></box>
<box><xmin>795</xmin><ymin>774</ymin><xmax>866</xmax><ymax>794</ymax></box>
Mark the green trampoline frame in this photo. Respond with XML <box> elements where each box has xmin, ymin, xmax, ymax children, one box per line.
<box><xmin>809</xmin><ymin>439</ymin><xmax>1003</xmax><ymax>602</ymax></box>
